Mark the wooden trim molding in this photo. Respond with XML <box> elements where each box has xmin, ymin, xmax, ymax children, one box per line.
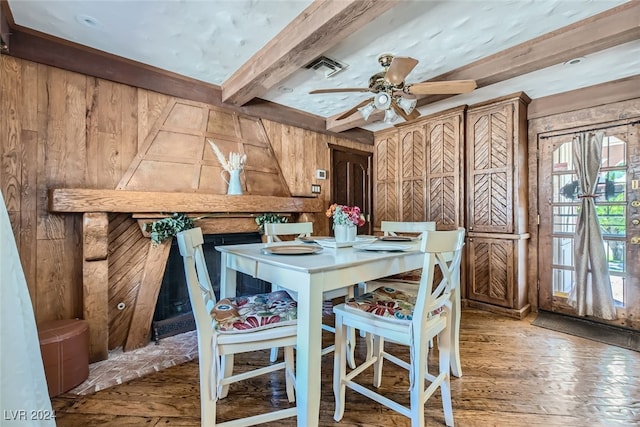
<box><xmin>528</xmin><ymin>75</ymin><xmax>640</xmax><ymax>120</ymax></box>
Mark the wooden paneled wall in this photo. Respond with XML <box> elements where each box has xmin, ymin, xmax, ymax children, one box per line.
<box><xmin>0</xmin><ymin>55</ymin><xmax>368</xmax><ymax>330</ymax></box>
<box><xmin>263</xmin><ymin>119</ymin><xmax>373</xmax><ymax>236</ymax></box>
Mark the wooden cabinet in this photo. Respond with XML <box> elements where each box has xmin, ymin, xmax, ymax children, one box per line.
<box><xmin>465</xmin><ymin>93</ymin><xmax>530</xmax><ymax>315</ymax></box>
<box><xmin>373</xmin><ymin>107</ymin><xmax>465</xmax><ymax>230</ymax></box>
<box><xmin>372</xmin><ymin>95</ymin><xmax>529</xmax><ymax>317</ymax></box>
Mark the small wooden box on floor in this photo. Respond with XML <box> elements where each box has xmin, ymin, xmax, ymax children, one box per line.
<box><xmin>38</xmin><ymin>319</ymin><xmax>89</xmax><ymax>397</ymax></box>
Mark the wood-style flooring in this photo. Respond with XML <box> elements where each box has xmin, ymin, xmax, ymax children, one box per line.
<box><xmin>51</xmin><ymin>309</ymin><xmax>640</xmax><ymax>426</ymax></box>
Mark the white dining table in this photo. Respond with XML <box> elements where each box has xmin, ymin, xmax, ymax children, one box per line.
<box><xmin>216</xmin><ymin>239</ymin><xmax>426</xmax><ymax>427</ymax></box>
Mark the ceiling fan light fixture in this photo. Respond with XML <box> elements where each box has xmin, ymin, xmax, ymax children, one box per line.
<box><xmin>374</xmin><ymin>92</ymin><xmax>392</xmax><ymax>110</ymax></box>
<box><xmin>384</xmin><ymin>108</ymin><xmax>398</xmax><ymax>124</ymax></box>
<box><xmin>396</xmin><ymin>97</ymin><xmax>417</xmax><ymax>115</ymax></box>
<box><xmin>358</xmin><ymin>102</ymin><xmax>376</xmax><ymax>121</ymax></box>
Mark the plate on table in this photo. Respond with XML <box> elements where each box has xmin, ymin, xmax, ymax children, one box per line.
<box><xmin>296</xmin><ymin>236</ymin><xmax>330</xmax><ymax>244</ymax></box>
<box><xmin>262</xmin><ymin>245</ymin><xmax>323</xmax><ymax>255</ymax></box>
<box><xmin>353</xmin><ymin>243</ymin><xmax>413</xmax><ymax>252</ymax></box>
<box><xmin>377</xmin><ymin>236</ymin><xmax>417</xmax><ymax>242</ymax></box>
<box><xmin>316</xmin><ymin>235</ymin><xmax>377</xmax><ymax>249</ymax></box>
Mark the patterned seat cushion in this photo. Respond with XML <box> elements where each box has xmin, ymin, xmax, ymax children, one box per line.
<box><xmin>346</xmin><ymin>286</ymin><xmax>444</xmax><ymax>322</ymax></box>
<box><xmin>211</xmin><ymin>290</ymin><xmax>297</xmax><ymax>333</ymax></box>
<box><xmin>346</xmin><ymin>287</ymin><xmax>417</xmax><ymax>322</ymax></box>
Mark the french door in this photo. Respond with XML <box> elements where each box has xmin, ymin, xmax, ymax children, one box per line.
<box><xmin>538</xmin><ymin>122</ymin><xmax>640</xmax><ymax>330</ymax></box>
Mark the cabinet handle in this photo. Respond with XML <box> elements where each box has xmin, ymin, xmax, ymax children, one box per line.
<box><xmin>632</xmin><ymin>237</ymin><xmax>640</xmax><ymax>245</ymax></box>
<box><xmin>632</xmin><ymin>200</ymin><xmax>640</xmax><ymax>207</ymax></box>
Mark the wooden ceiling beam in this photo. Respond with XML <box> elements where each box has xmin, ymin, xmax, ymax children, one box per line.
<box><xmin>326</xmin><ymin>1</ymin><xmax>640</xmax><ymax>133</ymax></box>
<box><xmin>221</xmin><ymin>0</ymin><xmax>401</xmax><ymax>106</ymax></box>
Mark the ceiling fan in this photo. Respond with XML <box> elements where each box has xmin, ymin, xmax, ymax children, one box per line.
<box><xmin>309</xmin><ymin>54</ymin><xmax>477</xmax><ymax>123</ymax></box>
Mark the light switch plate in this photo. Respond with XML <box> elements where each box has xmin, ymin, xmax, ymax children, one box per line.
<box><xmin>316</xmin><ymin>169</ymin><xmax>326</xmax><ymax>179</ymax></box>
<box><xmin>311</xmin><ymin>184</ymin><xmax>321</xmax><ymax>194</ymax></box>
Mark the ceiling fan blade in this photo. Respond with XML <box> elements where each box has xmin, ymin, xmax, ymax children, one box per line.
<box><xmin>391</xmin><ymin>100</ymin><xmax>411</xmax><ymax>121</ymax></box>
<box><xmin>335</xmin><ymin>98</ymin><xmax>374</xmax><ymax>121</ymax></box>
<box><xmin>391</xmin><ymin>99</ymin><xmax>421</xmax><ymax>122</ymax></box>
<box><xmin>309</xmin><ymin>88</ymin><xmax>371</xmax><ymax>94</ymax></box>
<box><xmin>407</xmin><ymin>108</ymin><xmax>421</xmax><ymax>121</ymax></box>
<box><xmin>384</xmin><ymin>56</ymin><xmax>419</xmax><ymax>85</ymax></box>
<box><xmin>405</xmin><ymin>80</ymin><xmax>477</xmax><ymax>95</ymax></box>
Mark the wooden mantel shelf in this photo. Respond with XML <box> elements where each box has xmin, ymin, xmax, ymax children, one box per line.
<box><xmin>48</xmin><ymin>188</ymin><xmax>324</xmax><ymax>213</ymax></box>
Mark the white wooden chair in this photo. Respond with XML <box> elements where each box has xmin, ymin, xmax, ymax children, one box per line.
<box><xmin>264</xmin><ymin>221</ymin><xmax>313</xmax><ymax>243</ymax></box>
<box><xmin>359</xmin><ymin>221</ymin><xmax>464</xmax><ymax>378</ymax></box>
<box><xmin>357</xmin><ymin>221</ymin><xmax>436</xmax><ymax>296</ymax></box>
<box><xmin>264</xmin><ymin>221</ymin><xmax>357</xmax><ymax>368</ymax></box>
<box><xmin>177</xmin><ymin>227</ymin><xmax>298</xmax><ymax>426</ymax></box>
<box><xmin>332</xmin><ymin>228</ymin><xmax>465</xmax><ymax>427</ymax></box>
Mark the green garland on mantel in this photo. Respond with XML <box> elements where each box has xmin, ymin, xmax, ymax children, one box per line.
<box><xmin>144</xmin><ymin>213</ymin><xmax>194</xmax><ymax>245</ymax></box>
<box><xmin>254</xmin><ymin>213</ymin><xmax>288</xmax><ymax>234</ymax></box>
<box><xmin>145</xmin><ymin>212</ymin><xmax>293</xmax><ymax>244</ymax></box>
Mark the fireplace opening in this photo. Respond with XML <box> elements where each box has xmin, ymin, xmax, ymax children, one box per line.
<box><xmin>151</xmin><ymin>232</ymin><xmax>271</xmax><ymax>343</ymax></box>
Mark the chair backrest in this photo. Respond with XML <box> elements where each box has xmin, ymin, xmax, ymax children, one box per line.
<box><xmin>381</xmin><ymin>221</ymin><xmax>436</xmax><ymax>237</ymax></box>
<box><xmin>176</xmin><ymin>228</ymin><xmax>216</xmax><ymax>344</ymax></box>
<box><xmin>413</xmin><ymin>228</ymin><xmax>466</xmax><ymax>329</ymax></box>
<box><xmin>264</xmin><ymin>221</ymin><xmax>313</xmax><ymax>243</ymax></box>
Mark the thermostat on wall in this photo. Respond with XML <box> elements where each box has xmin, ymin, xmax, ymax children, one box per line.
<box><xmin>316</xmin><ymin>169</ymin><xmax>327</xmax><ymax>179</ymax></box>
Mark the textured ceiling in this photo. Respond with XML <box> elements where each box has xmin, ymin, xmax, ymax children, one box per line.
<box><xmin>6</xmin><ymin>0</ymin><xmax>637</xmax><ymax>132</ymax></box>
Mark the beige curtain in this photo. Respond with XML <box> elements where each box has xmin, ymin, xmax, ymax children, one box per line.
<box><xmin>567</xmin><ymin>131</ymin><xmax>617</xmax><ymax>320</ymax></box>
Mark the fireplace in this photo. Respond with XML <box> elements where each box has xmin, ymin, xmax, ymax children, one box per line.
<box><xmin>151</xmin><ymin>231</ymin><xmax>271</xmax><ymax>342</ymax></box>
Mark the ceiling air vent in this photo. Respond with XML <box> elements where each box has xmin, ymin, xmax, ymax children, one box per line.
<box><xmin>305</xmin><ymin>56</ymin><xmax>348</xmax><ymax>78</ymax></box>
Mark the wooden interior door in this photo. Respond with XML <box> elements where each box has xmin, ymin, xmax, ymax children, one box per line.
<box><xmin>538</xmin><ymin>122</ymin><xmax>640</xmax><ymax>330</ymax></box>
<box><xmin>330</xmin><ymin>145</ymin><xmax>372</xmax><ymax>235</ymax></box>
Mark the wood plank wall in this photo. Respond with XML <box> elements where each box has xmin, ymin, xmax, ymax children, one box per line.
<box><xmin>0</xmin><ymin>55</ymin><xmax>369</xmax><ymax>330</ymax></box>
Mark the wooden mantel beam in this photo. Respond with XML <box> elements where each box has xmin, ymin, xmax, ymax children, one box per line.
<box><xmin>48</xmin><ymin>189</ymin><xmax>325</xmax><ymax>213</ymax></box>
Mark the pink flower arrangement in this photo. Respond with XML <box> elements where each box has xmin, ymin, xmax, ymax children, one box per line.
<box><xmin>326</xmin><ymin>203</ymin><xmax>366</xmax><ymax>227</ymax></box>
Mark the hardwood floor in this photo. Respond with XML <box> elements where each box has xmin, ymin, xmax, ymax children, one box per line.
<box><xmin>51</xmin><ymin>309</ymin><xmax>640</xmax><ymax>426</ymax></box>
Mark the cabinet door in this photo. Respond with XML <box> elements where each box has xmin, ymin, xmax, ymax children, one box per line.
<box><xmin>467</xmin><ymin>102</ymin><xmax>514</xmax><ymax>233</ymax></box>
<box><xmin>399</xmin><ymin>125</ymin><xmax>426</xmax><ymax>221</ymax></box>
<box><xmin>425</xmin><ymin>112</ymin><xmax>464</xmax><ymax>229</ymax></box>
<box><xmin>468</xmin><ymin>237</ymin><xmax>515</xmax><ymax>308</ymax></box>
<box><xmin>373</xmin><ymin>132</ymin><xmax>399</xmax><ymax>227</ymax></box>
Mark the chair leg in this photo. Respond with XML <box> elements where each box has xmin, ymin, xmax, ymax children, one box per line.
<box><xmin>372</xmin><ymin>335</ymin><xmax>384</xmax><ymax>388</ymax></box>
<box><xmin>346</xmin><ymin>326</ymin><xmax>357</xmax><ymax>369</ymax></box>
<box><xmin>199</xmin><ymin>350</ymin><xmax>216</xmax><ymax>425</ymax></box>
<box><xmin>219</xmin><ymin>354</ymin><xmax>234</xmax><ymax>398</ymax></box>
<box><xmin>438</xmin><ymin>324</ymin><xmax>454</xmax><ymax>426</ymax></box>
<box><xmin>409</xmin><ymin>338</ymin><xmax>428</xmax><ymax>427</ymax></box>
<box><xmin>333</xmin><ymin>315</ymin><xmax>347</xmax><ymax>422</ymax></box>
<box><xmin>270</xmin><ymin>347</ymin><xmax>279</xmax><ymax>362</ymax></box>
<box><xmin>284</xmin><ymin>346</ymin><xmax>296</xmax><ymax>403</ymax></box>
<box><xmin>450</xmin><ymin>290</ymin><xmax>462</xmax><ymax>378</ymax></box>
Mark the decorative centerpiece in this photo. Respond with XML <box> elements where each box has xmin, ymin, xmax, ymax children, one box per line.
<box><xmin>326</xmin><ymin>203</ymin><xmax>366</xmax><ymax>242</ymax></box>
<box><xmin>208</xmin><ymin>139</ymin><xmax>247</xmax><ymax>195</ymax></box>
